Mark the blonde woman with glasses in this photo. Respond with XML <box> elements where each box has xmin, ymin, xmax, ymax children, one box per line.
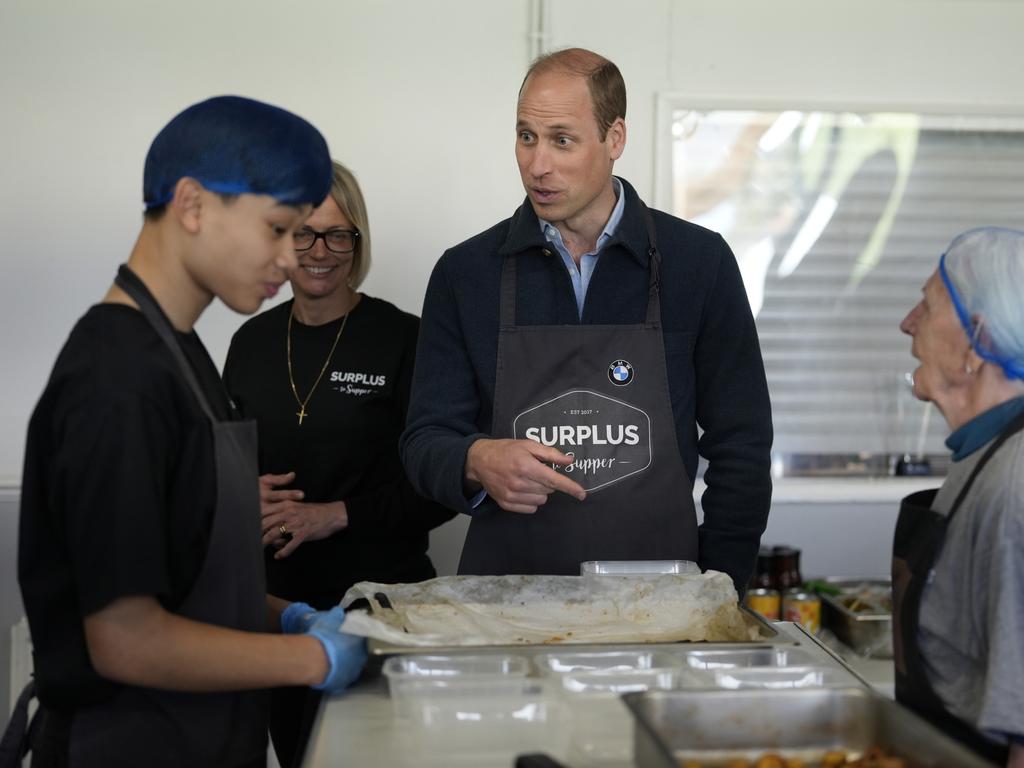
<box><xmin>223</xmin><ymin>160</ymin><xmax>454</xmax><ymax>768</ymax></box>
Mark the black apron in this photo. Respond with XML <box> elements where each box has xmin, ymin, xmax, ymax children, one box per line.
<box><xmin>459</xmin><ymin>205</ymin><xmax>699</xmax><ymax>575</ymax></box>
<box><xmin>892</xmin><ymin>411</ymin><xmax>1024</xmax><ymax>765</ymax></box>
<box><xmin>4</xmin><ymin>266</ymin><xmax>269</xmax><ymax>768</ymax></box>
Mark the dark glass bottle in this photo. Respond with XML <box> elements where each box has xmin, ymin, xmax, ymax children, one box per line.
<box><xmin>772</xmin><ymin>546</ymin><xmax>803</xmax><ymax>591</ymax></box>
<box><xmin>750</xmin><ymin>546</ymin><xmax>776</xmax><ymax>589</ymax></box>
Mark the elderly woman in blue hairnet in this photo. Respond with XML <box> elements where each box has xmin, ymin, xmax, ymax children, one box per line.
<box><xmin>895</xmin><ymin>227</ymin><xmax>1024</xmax><ymax>767</ymax></box>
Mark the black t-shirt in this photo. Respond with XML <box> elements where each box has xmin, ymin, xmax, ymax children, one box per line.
<box><xmin>18</xmin><ymin>304</ymin><xmax>232</xmax><ymax>709</ymax></box>
<box><xmin>223</xmin><ymin>296</ymin><xmax>455</xmax><ymax>608</ymax></box>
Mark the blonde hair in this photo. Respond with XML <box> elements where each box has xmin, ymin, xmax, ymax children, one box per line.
<box><xmin>328</xmin><ymin>160</ymin><xmax>371</xmax><ymax>289</ymax></box>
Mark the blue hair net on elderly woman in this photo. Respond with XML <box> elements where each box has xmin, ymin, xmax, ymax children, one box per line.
<box><xmin>940</xmin><ymin>226</ymin><xmax>1024</xmax><ymax>381</ymax></box>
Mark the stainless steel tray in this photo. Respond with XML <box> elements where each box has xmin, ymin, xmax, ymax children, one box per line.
<box><xmin>820</xmin><ymin>579</ymin><xmax>893</xmax><ymax>659</ymax></box>
<box><xmin>367</xmin><ymin>606</ymin><xmax>783</xmax><ymax>656</ymax></box>
<box><xmin>624</xmin><ymin>687</ymin><xmax>996</xmax><ymax>768</ymax></box>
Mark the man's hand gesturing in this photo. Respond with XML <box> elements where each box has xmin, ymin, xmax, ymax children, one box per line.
<box><xmin>465</xmin><ymin>438</ymin><xmax>586</xmax><ymax>513</ymax></box>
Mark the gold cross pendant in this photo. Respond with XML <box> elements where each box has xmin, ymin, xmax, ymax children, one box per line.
<box><xmin>297</xmin><ymin>406</ymin><xmax>307</xmax><ymax>425</ymax></box>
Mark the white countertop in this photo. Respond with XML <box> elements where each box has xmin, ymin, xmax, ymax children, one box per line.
<box><xmin>300</xmin><ymin>622</ymin><xmax>892</xmax><ymax>768</ymax></box>
<box><xmin>693</xmin><ymin>476</ymin><xmax>942</xmax><ymax>504</ymax></box>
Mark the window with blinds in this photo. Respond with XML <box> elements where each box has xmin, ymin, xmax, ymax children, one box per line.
<box><xmin>667</xmin><ymin>109</ymin><xmax>1024</xmax><ymax>462</ymax></box>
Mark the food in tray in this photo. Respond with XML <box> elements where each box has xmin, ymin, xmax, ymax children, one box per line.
<box><xmin>830</xmin><ymin>582</ymin><xmax>892</xmax><ymax>615</ymax></box>
<box><xmin>819</xmin><ymin>581</ymin><xmax>894</xmax><ymax>658</ymax></box>
<box><xmin>677</xmin><ymin>746</ymin><xmax>909</xmax><ymax>768</ymax></box>
<box><xmin>337</xmin><ymin>572</ymin><xmax>762</xmax><ymax>646</ymax></box>
<box><xmin>837</xmin><ymin>593</ymin><xmax>892</xmax><ymax>615</ymax></box>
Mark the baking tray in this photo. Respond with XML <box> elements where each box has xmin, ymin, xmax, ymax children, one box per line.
<box><xmin>366</xmin><ymin>606</ymin><xmax>786</xmax><ymax>656</ymax></box>
<box><xmin>624</xmin><ymin>687</ymin><xmax>997</xmax><ymax>768</ymax></box>
<box><xmin>820</xmin><ymin>579</ymin><xmax>893</xmax><ymax>658</ymax></box>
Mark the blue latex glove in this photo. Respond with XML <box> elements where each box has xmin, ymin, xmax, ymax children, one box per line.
<box><xmin>306</xmin><ymin>606</ymin><xmax>368</xmax><ymax>692</ymax></box>
<box><xmin>280</xmin><ymin>601</ymin><xmax>316</xmax><ymax>634</ymax></box>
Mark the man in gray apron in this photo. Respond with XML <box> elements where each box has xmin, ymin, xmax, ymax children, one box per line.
<box><xmin>402</xmin><ymin>49</ymin><xmax>773</xmax><ymax>593</ymax></box>
<box><xmin>6</xmin><ymin>96</ymin><xmax>365</xmax><ymax>768</ymax></box>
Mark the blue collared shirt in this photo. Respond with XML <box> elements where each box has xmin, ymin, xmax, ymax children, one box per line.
<box><xmin>945</xmin><ymin>395</ymin><xmax>1024</xmax><ymax>461</ymax></box>
<box><xmin>538</xmin><ymin>177</ymin><xmax>626</xmax><ymax>318</ymax></box>
<box><xmin>470</xmin><ymin>178</ymin><xmax>625</xmax><ymax>508</ymax></box>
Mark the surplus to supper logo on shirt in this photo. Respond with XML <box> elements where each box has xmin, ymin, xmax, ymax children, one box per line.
<box><xmin>329</xmin><ymin>370</ymin><xmax>387</xmax><ymax>396</ymax></box>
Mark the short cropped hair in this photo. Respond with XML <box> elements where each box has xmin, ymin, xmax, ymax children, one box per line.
<box><xmin>521</xmin><ymin>48</ymin><xmax>626</xmax><ymax>140</ymax></box>
<box><xmin>143</xmin><ymin>95</ymin><xmax>331</xmax><ymax>211</ymax></box>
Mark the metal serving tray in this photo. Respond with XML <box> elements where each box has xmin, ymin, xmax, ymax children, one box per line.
<box><xmin>366</xmin><ymin>606</ymin><xmax>784</xmax><ymax>656</ymax></box>
<box><xmin>820</xmin><ymin>579</ymin><xmax>893</xmax><ymax>659</ymax></box>
<box><xmin>624</xmin><ymin>687</ymin><xmax>996</xmax><ymax>768</ymax></box>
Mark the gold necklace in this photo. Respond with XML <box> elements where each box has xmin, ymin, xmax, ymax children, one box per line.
<box><xmin>287</xmin><ymin>306</ymin><xmax>348</xmax><ymax>425</ymax></box>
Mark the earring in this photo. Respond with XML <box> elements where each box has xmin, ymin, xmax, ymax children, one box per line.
<box><xmin>965</xmin><ymin>363</ymin><xmax>974</xmax><ymax>375</ymax></box>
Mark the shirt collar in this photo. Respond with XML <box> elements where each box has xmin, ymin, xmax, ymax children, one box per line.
<box><xmin>498</xmin><ymin>176</ymin><xmax>650</xmax><ymax>266</ymax></box>
<box><xmin>945</xmin><ymin>395</ymin><xmax>1024</xmax><ymax>461</ymax></box>
<box><xmin>538</xmin><ymin>177</ymin><xmax>626</xmax><ymax>255</ymax></box>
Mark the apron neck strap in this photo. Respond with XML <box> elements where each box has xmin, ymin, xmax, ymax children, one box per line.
<box><xmin>113</xmin><ymin>264</ymin><xmax>218</xmax><ymax>422</ymax></box>
<box><xmin>640</xmin><ymin>203</ymin><xmax>662</xmax><ymax>327</ymax></box>
<box><xmin>499</xmin><ymin>204</ymin><xmax>663</xmax><ymax>328</ymax></box>
<box><xmin>945</xmin><ymin>407</ymin><xmax>1024</xmax><ymax>522</ymax></box>
<box><xmin>499</xmin><ymin>251</ymin><xmax>517</xmax><ymax>329</ymax></box>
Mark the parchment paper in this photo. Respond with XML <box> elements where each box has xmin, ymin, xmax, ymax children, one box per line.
<box><xmin>338</xmin><ymin>571</ymin><xmax>758</xmax><ymax>646</ymax></box>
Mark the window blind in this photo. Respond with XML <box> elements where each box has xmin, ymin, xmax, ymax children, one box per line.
<box><xmin>671</xmin><ymin>111</ymin><xmax>1024</xmax><ymax>457</ymax></box>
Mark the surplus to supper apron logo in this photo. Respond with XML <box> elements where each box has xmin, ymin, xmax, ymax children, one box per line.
<box><xmin>513</xmin><ymin>389</ymin><xmax>653</xmax><ymax>493</ymax></box>
<box><xmin>329</xmin><ymin>370</ymin><xmax>386</xmax><ymax>396</ymax></box>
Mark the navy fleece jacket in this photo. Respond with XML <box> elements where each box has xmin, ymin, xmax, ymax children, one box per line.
<box><xmin>400</xmin><ymin>177</ymin><xmax>773</xmax><ymax>592</ymax></box>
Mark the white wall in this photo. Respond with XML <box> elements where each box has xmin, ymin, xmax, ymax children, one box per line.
<box><xmin>2</xmin><ymin>0</ymin><xmax>1024</xmax><ymax>712</ymax></box>
<box><xmin>0</xmin><ymin>0</ymin><xmax>531</xmax><ymax>484</ymax></box>
<box><xmin>3</xmin><ymin>0</ymin><xmax>1024</xmax><ymax>483</ymax></box>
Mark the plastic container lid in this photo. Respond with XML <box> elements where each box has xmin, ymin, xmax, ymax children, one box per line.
<box><xmin>558</xmin><ymin>668</ymin><xmax>695</xmax><ymax>695</ymax></box>
<box><xmin>708</xmin><ymin>666</ymin><xmax>855</xmax><ymax>690</ymax></box>
<box><xmin>579</xmin><ymin>560</ymin><xmax>701</xmax><ymax>575</ymax></box>
<box><xmin>534</xmin><ymin>650</ymin><xmax>679</xmax><ymax>676</ymax></box>
<box><xmin>382</xmin><ymin>654</ymin><xmax>530</xmax><ymax>681</ymax></box>
<box><xmin>679</xmin><ymin>647</ymin><xmax>819</xmax><ymax>670</ymax></box>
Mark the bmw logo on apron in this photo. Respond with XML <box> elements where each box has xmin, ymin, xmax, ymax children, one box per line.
<box><xmin>608</xmin><ymin>359</ymin><xmax>634</xmax><ymax>386</ymax></box>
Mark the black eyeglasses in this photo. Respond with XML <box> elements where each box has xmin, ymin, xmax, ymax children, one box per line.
<box><xmin>294</xmin><ymin>227</ymin><xmax>360</xmax><ymax>254</ymax></box>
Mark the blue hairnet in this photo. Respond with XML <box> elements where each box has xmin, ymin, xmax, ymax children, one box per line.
<box><xmin>143</xmin><ymin>95</ymin><xmax>331</xmax><ymax>209</ymax></box>
<box><xmin>939</xmin><ymin>226</ymin><xmax>1024</xmax><ymax>381</ymax></box>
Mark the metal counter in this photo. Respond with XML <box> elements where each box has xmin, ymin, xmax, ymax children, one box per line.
<box><xmin>300</xmin><ymin>622</ymin><xmax>889</xmax><ymax>768</ymax></box>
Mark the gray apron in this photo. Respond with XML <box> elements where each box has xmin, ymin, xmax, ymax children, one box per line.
<box><xmin>59</xmin><ymin>267</ymin><xmax>269</xmax><ymax>767</ymax></box>
<box><xmin>891</xmin><ymin>411</ymin><xmax>1024</xmax><ymax>765</ymax></box>
<box><xmin>459</xmin><ymin>206</ymin><xmax>699</xmax><ymax>575</ymax></box>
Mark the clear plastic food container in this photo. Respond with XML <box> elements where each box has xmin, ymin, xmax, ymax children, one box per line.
<box><xmin>555</xmin><ymin>667</ymin><xmax>697</xmax><ymax>765</ymax></box>
<box><xmin>678</xmin><ymin>646</ymin><xmax>818</xmax><ymax>670</ymax></box>
<box><xmin>533</xmin><ymin>649</ymin><xmax>679</xmax><ymax>676</ymax></box>
<box><xmin>387</xmin><ymin>677</ymin><xmax>569</xmax><ymax>764</ymax></box>
<box><xmin>382</xmin><ymin>654</ymin><xmax>530</xmax><ymax>716</ymax></box>
<box><xmin>706</xmin><ymin>665</ymin><xmax>857</xmax><ymax>690</ymax></box>
<box><xmin>580</xmin><ymin>559</ymin><xmax>701</xmax><ymax>576</ymax></box>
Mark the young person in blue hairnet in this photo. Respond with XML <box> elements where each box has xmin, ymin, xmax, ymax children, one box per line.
<box><xmin>896</xmin><ymin>227</ymin><xmax>1024</xmax><ymax>768</ymax></box>
<box><xmin>5</xmin><ymin>96</ymin><xmax>366</xmax><ymax>768</ymax></box>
